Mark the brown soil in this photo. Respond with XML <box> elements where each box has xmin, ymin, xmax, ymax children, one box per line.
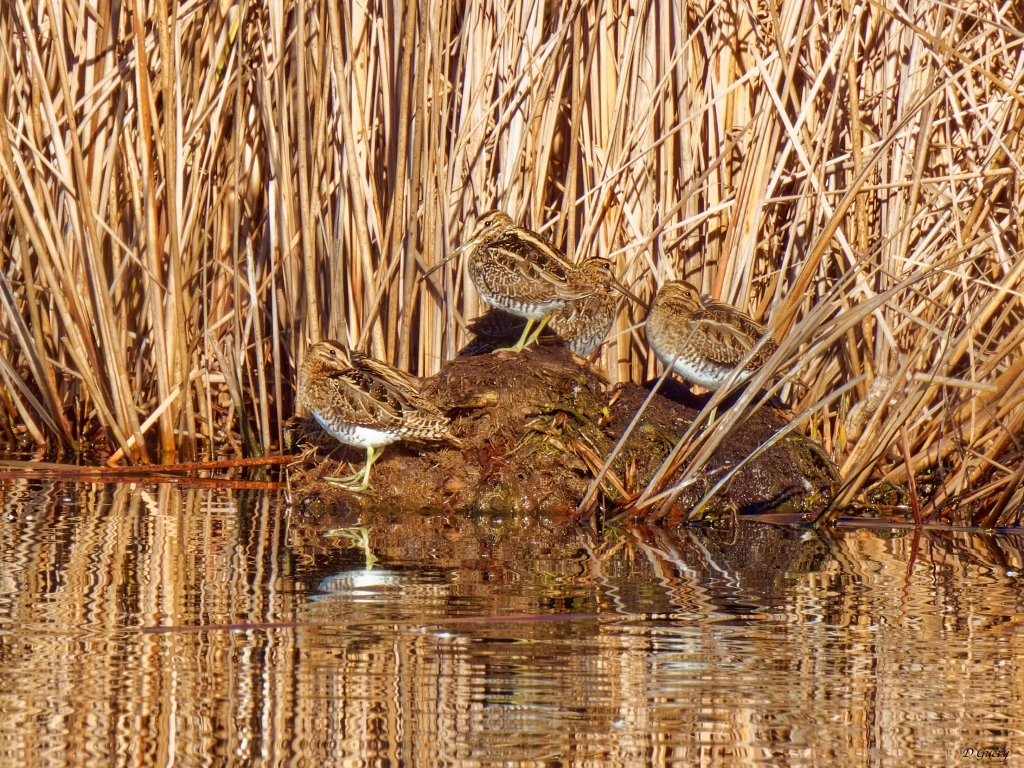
<box><xmin>289</xmin><ymin>346</ymin><xmax>838</xmax><ymax>524</ymax></box>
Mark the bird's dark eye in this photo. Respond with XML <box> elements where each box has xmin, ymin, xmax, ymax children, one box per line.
<box><xmin>329</xmin><ymin>348</ymin><xmax>337</xmax><ymax>356</ymax></box>
<box><xmin>683</xmin><ymin>291</ymin><xmax>692</xmax><ymax>298</ymax></box>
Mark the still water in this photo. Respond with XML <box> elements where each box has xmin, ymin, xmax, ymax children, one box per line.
<box><xmin>0</xmin><ymin>479</ymin><xmax>1021</xmax><ymax>766</ymax></box>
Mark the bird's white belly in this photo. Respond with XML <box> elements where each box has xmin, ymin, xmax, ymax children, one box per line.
<box><xmin>313</xmin><ymin>414</ymin><xmax>398</xmax><ymax>449</ymax></box>
<box><xmin>669</xmin><ymin>356</ymin><xmax>750</xmax><ymax>390</ymax></box>
<box><xmin>480</xmin><ymin>293</ymin><xmax>564</xmax><ymax>320</ymax></box>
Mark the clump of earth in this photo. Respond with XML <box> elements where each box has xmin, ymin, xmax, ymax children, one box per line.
<box><xmin>288</xmin><ymin>345</ymin><xmax>838</xmax><ymax>525</ymax></box>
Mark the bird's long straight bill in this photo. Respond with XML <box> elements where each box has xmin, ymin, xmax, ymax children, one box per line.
<box><xmin>611</xmin><ymin>277</ymin><xmax>648</xmax><ymax>310</ymax></box>
<box><xmin>421</xmin><ymin>244</ymin><xmax>466</xmax><ymax>281</ymax></box>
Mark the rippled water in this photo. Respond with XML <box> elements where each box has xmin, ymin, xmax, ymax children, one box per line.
<box><xmin>0</xmin><ymin>480</ymin><xmax>1022</xmax><ymax>766</ymax></box>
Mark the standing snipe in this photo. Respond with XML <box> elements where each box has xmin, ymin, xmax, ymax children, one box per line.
<box><xmin>645</xmin><ymin>280</ymin><xmax>778</xmax><ymax>390</ymax></box>
<box><xmin>454</xmin><ymin>210</ymin><xmax>614</xmax><ymax>354</ymax></box>
<box><xmin>298</xmin><ymin>341</ymin><xmax>460</xmax><ymax>491</ymax></box>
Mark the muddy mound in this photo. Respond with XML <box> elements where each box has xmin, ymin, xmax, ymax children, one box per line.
<box><xmin>289</xmin><ymin>346</ymin><xmax>837</xmax><ymax>523</ymax></box>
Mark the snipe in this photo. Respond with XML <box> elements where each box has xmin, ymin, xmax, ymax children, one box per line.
<box><xmin>548</xmin><ymin>288</ymin><xmax>618</xmax><ymax>358</ymax></box>
<box><xmin>298</xmin><ymin>341</ymin><xmax>460</xmax><ymax>491</ymax></box>
<box><xmin>645</xmin><ymin>280</ymin><xmax>778</xmax><ymax>390</ymax></box>
<box><xmin>455</xmin><ymin>210</ymin><xmax>614</xmax><ymax>354</ymax></box>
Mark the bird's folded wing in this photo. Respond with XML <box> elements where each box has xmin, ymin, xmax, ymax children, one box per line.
<box><xmin>696</xmin><ymin>316</ymin><xmax>763</xmax><ymax>367</ymax></box>
<box><xmin>322</xmin><ymin>371</ymin><xmax>401</xmax><ymax>430</ymax></box>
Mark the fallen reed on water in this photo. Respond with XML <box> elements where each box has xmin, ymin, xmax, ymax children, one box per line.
<box><xmin>0</xmin><ymin>0</ymin><xmax>1022</xmax><ymax>524</ymax></box>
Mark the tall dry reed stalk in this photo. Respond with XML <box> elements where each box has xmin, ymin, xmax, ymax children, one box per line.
<box><xmin>0</xmin><ymin>0</ymin><xmax>1021</xmax><ymax>523</ymax></box>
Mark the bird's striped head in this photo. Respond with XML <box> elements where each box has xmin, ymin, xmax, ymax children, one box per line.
<box><xmin>302</xmin><ymin>340</ymin><xmax>354</xmax><ymax>379</ymax></box>
<box><xmin>654</xmin><ymin>280</ymin><xmax>705</xmax><ymax>313</ymax></box>
<box><xmin>577</xmin><ymin>257</ymin><xmax>614</xmax><ymax>284</ymax></box>
<box><xmin>455</xmin><ymin>210</ymin><xmax>515</xmax><ymax>252</ymax></box>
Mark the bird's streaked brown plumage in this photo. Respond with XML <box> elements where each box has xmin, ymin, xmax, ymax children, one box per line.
<box><xmin>298</xmin><ymin>341</ymin><xmax>460</xmax><ymax>490</ymax></box>
<box><xmin>548</xmin><ymin>289</ymin><xmax>618</xmax><ymax>358</ymax></box>
<box><xmin>645</xmin><ymin>280</ymin><xmax>778</xmax><ymax>390</ymax></box>
<box><xmin>455</xmin><ymin>210</ymin><xmax>614</xmax><ymax>354</ymax></box>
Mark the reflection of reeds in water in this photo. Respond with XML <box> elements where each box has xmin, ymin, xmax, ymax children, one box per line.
<box><xmin>2</xmin><ymin>486</ymin><xmax>1024</xmax><ymax>762</ymax></box>
<box><xmin>1</xmin><ymin>0</ymin><xmax>1023</xmax><ymax>522</ymax></box>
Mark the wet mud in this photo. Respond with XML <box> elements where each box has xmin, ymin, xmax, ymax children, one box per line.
<box><xmin>289</xmin><ymin>346</ymin><xmax>838</xmax><ymax>524</ymax></box>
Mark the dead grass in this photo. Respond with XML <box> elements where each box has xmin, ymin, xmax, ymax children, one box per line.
<box><xmin>0</xmin><ymin>0</ymin><xmax>1022</xmax><ymax>524</ymax></box>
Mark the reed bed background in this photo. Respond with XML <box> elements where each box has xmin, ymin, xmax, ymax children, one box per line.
<box><xmin>0</xmin><ymin>0</ymin><xmax>1022</xmax><ymax>523</ymax></box>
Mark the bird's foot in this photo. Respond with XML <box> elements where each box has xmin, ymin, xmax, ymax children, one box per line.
<box><xmin>490</xmin><ymin>342</ymin><xmax>528</xmax><ymax>354</ymax></box>
<box><xmin>326</xmin><ymin>466</ymin><xmax>371</xmax><ymax>492</ymax></box>
<box><xmin>491</xmin><ymin>318</ymin><xmax>537</xmax><ymax>354</ymax></box>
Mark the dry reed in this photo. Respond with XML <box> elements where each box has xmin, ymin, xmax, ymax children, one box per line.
<box><xmin>0</xmin><ymin>0</ymin><xmax>1022</xmax><ymax>524</ymax></box>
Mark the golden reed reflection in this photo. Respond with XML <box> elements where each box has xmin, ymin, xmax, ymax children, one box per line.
<box><xmin>0</xmin><ymin>482</ymin><xmax>1022</xmax><ymax>765</ymax></box>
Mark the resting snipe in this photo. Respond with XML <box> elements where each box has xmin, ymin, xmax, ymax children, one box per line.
<box><xmin>298</xmin><ymin>341</ymin><xmax>460</xmax><ymax>491</ymax></box>
<box><xmin>645</xmin><ymin>280</ymin><xmax>778</xmax><ymax>390</ymax></box>
<box><xmin>549</xmin><ymin>289</ymin><xmax>618</xmax><ymax>357</ymax></box>
<box><xmin>455</xmin><ymin>210</ymin><xmax>614</xmax><ymax>354</ymax></box>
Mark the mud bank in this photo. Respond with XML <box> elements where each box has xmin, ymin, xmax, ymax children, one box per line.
<box><xmin>289</xmin><ymin>346</ymin><xmax>838</xmax><ymax>524</ymax></box>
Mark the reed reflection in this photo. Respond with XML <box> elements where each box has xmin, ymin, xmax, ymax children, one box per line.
<box><xmin>0</xmin><ymin>481</ymin><xmax>1021</xmax><ymax>766</ymax></box>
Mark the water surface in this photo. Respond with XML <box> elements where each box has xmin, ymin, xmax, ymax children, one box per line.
<box><xmin>0</xmin><ymin>480</ymin><xmax>1021</xmax><ymax>766</ymax></box>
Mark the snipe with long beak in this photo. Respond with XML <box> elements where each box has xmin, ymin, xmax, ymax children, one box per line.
<box><xmin>298</xmin><ymin>341</ymin><xmax>461</xmax><ymax>491</ymax></box>
<box><xmin>454</xmin><ymin>210</ymin><xmax>622</xmax><ymax>354</ymax></box>
<box><xmin>645</xmin><ymin>280</ymin><xmax>778</xmax><ymax>390</ymax></box>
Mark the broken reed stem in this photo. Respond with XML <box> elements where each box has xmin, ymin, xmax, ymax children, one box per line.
<box><xmin>0</xmin><ymin>0</ymin><xmax>1020</xmax><ymax>525</ymax></box>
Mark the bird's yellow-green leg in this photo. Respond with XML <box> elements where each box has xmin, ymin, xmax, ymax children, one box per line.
<box><xmin>328</xmin><ymin>446</ymin><xmax>383</xmax><ymax>492</ymax></box>
<box><xmin>359</xmin><ymin>446</ymin><xmax>385</xmax><ymax>491</ymax></box>
<box><xmin>523</xmin><ymin>314</ymin><xmax>551</xmax><ymax>347</ymax></box>
<box><xmin>492</xmin><ymin>317</ymin><xmax>536</xmax><ymax>354</ymax></box>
